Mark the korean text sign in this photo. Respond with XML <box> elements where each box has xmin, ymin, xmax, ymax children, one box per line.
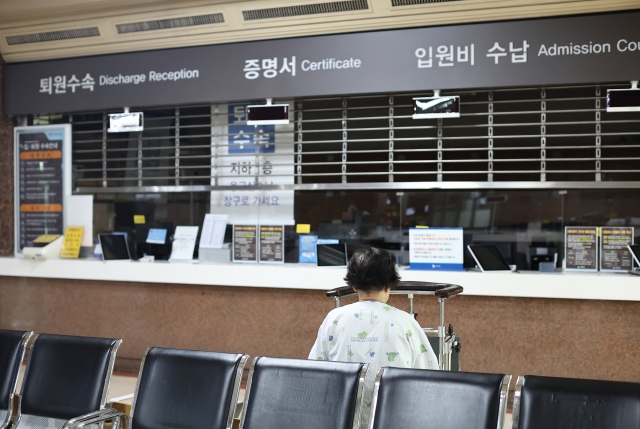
<box><xmin>409</xmin><ymin>227</ymin><xmax>464</xmax><ymax>271</ymax></box>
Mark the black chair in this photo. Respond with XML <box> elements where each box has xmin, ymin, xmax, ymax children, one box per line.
<box><xmin>370</xmin><ymin>367</ymin><xmax>510</xmax><ymax>429</ymax></box>
<box><xmin>240</xmin><ymin>357</ymin><xmax>369</xmax><ymax>429</ymax></box>
<box><xmin>0</xmin><ymin>330</ymin><xmax>33</xmax><ymax>429</ymax></box>
<box><xmin>511</xmin><ymin>375</ymin><xmax>640</xmax><ymax>429</ymax></box>
<box><xmin>14</xmin><ymin>333</ymin><xmax>122</xmax><ymax>429</ymax></box>
<box><xmin>66</xmin><ymin>347</ymin><xmax>249</xmax><ymax>429</ymax></box>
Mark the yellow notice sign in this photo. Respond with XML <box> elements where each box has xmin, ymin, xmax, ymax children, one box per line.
<box><xmin>33</xmin><ymin>234</ymin><xmax>61</xmax><ymax>244</ymax></box>
<box><xmin>60</xmin><ymin>227</ymin><xmax>84</xmax><ymax>259</ymax></box>
<box><xmin>134</xmin><ymin>215</ymin><xmax>146</xmax><ymax>224</ymax></box>
<box><xmin>296</xmin><ymin>224</ymin><xmax>311</xmax><ymax>234</ymax></box>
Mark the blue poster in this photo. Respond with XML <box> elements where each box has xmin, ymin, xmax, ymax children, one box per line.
<box><xmin>299</xmin><ymin>235</ymin><xmax>318</xmax><ymax>263</ymax></box>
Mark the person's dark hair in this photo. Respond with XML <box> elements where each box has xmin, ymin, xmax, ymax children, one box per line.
<box><xmin>343</xmin><ymin>247</ymin><xmax>400</xmax><ymax>292</ymax></box>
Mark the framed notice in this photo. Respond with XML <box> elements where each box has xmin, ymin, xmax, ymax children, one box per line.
<box><xmin>259</xmin><ymin>225</ymin><xmax>284</xmax><ymax>264</ymax></box>
<box><xmin>565</xmin><ymin>227</ymin><xmax>598</xmax><ymax>271</ymax></box>
<box><xmin>409</xmin><ymin>227</ymin><xmax>464</xmax><ymax>271</ymax></box>
<box><xmin>600</xmin><ymin>227</ymin><xmax>634</xmax><ymax>272</ymax></box>
<box><xmin>233</xmin><ymin>225</ymin><xmax>258</xmax><ymax>263</ymax></box>
<box><xmin>14</xmin><ymin>125</ymin><xmax>72</xmax><ymax>254</ymax></box>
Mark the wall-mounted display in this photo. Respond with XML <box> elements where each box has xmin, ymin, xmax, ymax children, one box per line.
<box><xmin>14</xmin><ymin>125</ymin><xmax>72</xmax><ymax>254</ymax></box>
<box><xmin>600</xmin><ymin>227</ymin><xmax>634</xmax><ymax>272</ymax></box>
<box><xmin>565</xmin><ymin>227</ymin><xmax>598</xmax><ymax>271</ymax></box>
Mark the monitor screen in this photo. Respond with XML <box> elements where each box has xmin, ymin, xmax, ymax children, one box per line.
<box><xmin>147</xmin><ymin>228</ymin><xmax>167</xmax><ymax>244</ymax></box>
<box><xmin>467</xmin><ymin>245</ymin><xmax>511</xmax><ymax>271</ymax></box>
<box><xmin>317</xmin><ymin>243</ymin><xmax>348</xmax><ymax>267</ymax></box>
<box><xmin>413</xmin><ymin>96</ymin><xmax>460</xmax><ymax>119</ymax></box>
<box><xmin>99</xmin><ymin>234</ymin><xmax>131</xmax><ymax>260</ymax></box>
<box><xmin>247</xmin><ymin>104</ymin><xmax>289</xmax><ymax>125</ymax></box>
<box><xmin>607</xmin><ymin>89</ymin><xmax>640</xmax><ymax>112</ymax></box>
<box><xmin>628</xmin><ymin>245</ymin><xmax>640</xmax><ymax>267</ymax></box>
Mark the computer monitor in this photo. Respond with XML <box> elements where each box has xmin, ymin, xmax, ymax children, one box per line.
<box><xmin>147</xmin><ymin>228</ymin><xmax>168</xmax><ymax>244</ymax></box>
<box><xmin>467</xmin><ymin>245</ymin><xmax>512</xmax><ymax>272</ymax></box>
<box><xmin>99</xmin><ymin>233</ymin><xmax>131</xmax><ymax>261</ymax></box>
<box><xmin>317</xmin><ymin>243</ymin><xmax>348</xmax><ymax>267</ymax></box>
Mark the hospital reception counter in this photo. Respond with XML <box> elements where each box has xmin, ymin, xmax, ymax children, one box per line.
<box><xmin>0</xmin><ymin>257</ymin><xmax>639</xmax><ymax>385</ymax></box>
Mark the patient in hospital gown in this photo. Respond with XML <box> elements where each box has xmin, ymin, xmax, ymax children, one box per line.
<box><xmin>309</xmin><ymin>247</ymin><xmax>439</xmax><ymax>428</ymax></box>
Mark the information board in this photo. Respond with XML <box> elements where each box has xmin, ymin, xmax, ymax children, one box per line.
<box><xmin>14</xmin><ymin>125</ymin><xmax>71</xmax><ymax>254</ymax></box>
<box><xmin>259</xmin><ymin>225</ymin><xmax>284</xmax><ymax>264</ymax></box>
<box><xmin>565</xmin><ymin>227</ymin><xmax>598</xmax><ymax>271</ymax></box>
<box><xmin>233</xmin><ymin>225</ymin><xmax>257</xmax><ymax>263</ymax></box>
<box><xmin>600</xmin><ymin>227</ymin><xmax>634</xmax><ymax>272</ymax></box>
<box><xmin>409</xmin><ymin>227</ymin><xmax>464</xmax><ymax>271</ymax></box>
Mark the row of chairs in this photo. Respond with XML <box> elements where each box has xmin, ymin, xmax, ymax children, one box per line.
<box><xmin>2</xmin><ymin>329</ymin><xmax>640</xmax><ymax>429</ymax></box>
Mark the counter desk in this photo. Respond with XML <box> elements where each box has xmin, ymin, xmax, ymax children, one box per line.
<box><xmin>0</xmin><ymin>256</ymin><xmax>639</xmax><ymax>385</ymax></box>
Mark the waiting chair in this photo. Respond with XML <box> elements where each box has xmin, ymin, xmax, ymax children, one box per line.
<box><xmin>14</xmin><ymin>334</ymin><xmax>122</xmax><ymax>429</ymax></box>
<box><xmin>511</xmin><ymin>375</ymin><xmax>640</xmax><ymax>429</ymax></box>
<box><xmin>240</xmin><ymin>357</ymin><xmax>369</xmax><ymax>429</ymax></box>
<box><xmin>0</xmin><ymin>330</ymin><xmax>33</xmax><ymax>429</ymax></box>
<box><xmin>66</xmin><ymin>347</ymin><xmax>249</xmax><ymax>429</ymax></box>
<box><xmin>370</xmin><ymin>367</ymin><xmax>510</xmax><ymax>429</ymax></box>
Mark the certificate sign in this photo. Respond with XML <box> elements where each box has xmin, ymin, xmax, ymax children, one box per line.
<box><xmin>60</xmin><ymin>226</ymin><xmax>84</xmax><ymax>259</ymax></box>
<box><xmin>259</xmin><ymin>225</ymin><xmax>284</xmax><ymax>264</ymax></box>
<box><xmin>409</xmin><ymin>227</ymin><xmax>464</xmax><ymax>271</ymax></box>
<box><xmin>170</xmin><ymin>226</ymin><xmax>199</xmax><ymax>261</ymax></box>
<box><xmin>600</xmin><ymin>227</ymin><xmax>634</xmax><ymax>272</ymax></box>
<box><xmin>233</xmin><ymin>225</ymin><xmax>257</xmax><ymax>263</ymax></box>
<box><xmin>565</xmin><ymin>227</ymin><xmax>598</xmax><ymax>271</ymax></box>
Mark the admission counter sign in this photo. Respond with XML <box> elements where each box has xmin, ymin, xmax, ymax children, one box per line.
<box><xmin>14</xmin><ymin>125</ymin><xmax>72</xmax><ymax>254</ymax></box>
<box><xmin>409</xmin><ymin>227</ymin><xmax>463</xmax><ymax>271</ymax></box>
<box><xmin>565</xmin><ymin>227</ymin><xmax>598</xmax><ymax>271</ymax></box>
<box><xmin>600</xmin><ymin>227</ymin><xmax>634</xmax><ymax>272</ymax></box>
<box><xmin>5</xmin><ymin>11</ymin><xmax>640</xmax><ymax>115</ymax></box>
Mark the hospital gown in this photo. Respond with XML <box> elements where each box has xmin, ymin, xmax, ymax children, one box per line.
<box><xmin>309</xmin><ymin>300</ymin><xmax>439</xmax><ymax>428</ymax></box>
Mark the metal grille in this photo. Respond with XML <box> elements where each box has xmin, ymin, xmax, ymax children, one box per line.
<box><xmin>391</xmin><ymin>0</ymin><xmax>461</xmax><ymax>6</ymax></box>
<box><xmin>55</xmin><ymin>82</ymin><xmax>640</xmax><ymax>194</ymax></box>
<box><xmin>116</xmin><ymin>14</ymin><xmax>225</xmax><ymax>34</ymax></box>
<box><xmin>242</xmin><ymin>0</ymin><xmax>369</xmax><ymax>21</ymax></box>
<box><xmin>6</xmin><ymin>27</ymin><xmax>100</xmax><ymax>45</ymax></box>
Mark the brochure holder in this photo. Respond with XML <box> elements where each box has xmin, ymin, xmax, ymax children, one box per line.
<box><xmin>198</xmin><ymin>243</ymin><xmax>231</xmax><ymax>263</ymax></box>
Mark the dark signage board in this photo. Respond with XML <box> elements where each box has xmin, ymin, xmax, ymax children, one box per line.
<box><xmin>5</xmin><ymin>11</ymin><xmax>640</xmax><ymax>115</ymax></box>
<box><xmin>565</xmin><ymin>227</ymin><xmax>598</xmax><ymax>271</ymax></box>
<box><xmin>600</xmin><ymin>227</ymin><xmax>634</xmax><ymax>272</ymax></box>
<box><xmin>14</xmin><ymin>125</ymin><xmax>71</xmax><ymax>253</ymax></box>
<box><xmin>259</xmin><ymin>225</ymin><xmax>284</xmax><ymax>264</ymax></box>
<box><xmin>233</xmin><ymin>225</ymin><xmax>257</xmax><ymax>262</ymax></box>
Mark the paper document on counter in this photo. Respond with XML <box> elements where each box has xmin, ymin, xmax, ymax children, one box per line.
<box><xmin>170</xmin><ymin>226</ymin><xmax>199</xmax><ymax>261</ymax></box>
<box><xmin>200</xmin><ymin>214</ymin><xmax>228</xmax><ymax>249</ymax></box>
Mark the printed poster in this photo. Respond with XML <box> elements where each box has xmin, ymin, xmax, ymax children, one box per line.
<box><xmin>409</xmin><ymin>227</ymin><xmax>464</xmax><ymax>271</ymax></box>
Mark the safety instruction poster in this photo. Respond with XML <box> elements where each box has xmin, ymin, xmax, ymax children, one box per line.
<box><xmin>409</xmin><ymin>227</ymin><xmax>464</xmax><ymax>271</ymax></box>
<box><xmin>565</xmin><ymin>227</ymin><xmax>598</xmax><ymax>271</ymax></box>
<box><xmin>233</xmin><ymin>225</ymin><xmax>257</xmax><ymax>263</ymax></box>
<box><xmin>259</xmin><ymin>225</ymin><xmax>284</xmax><ymax>264</ymax></box>
<box><xmin>600</xmin><ymin>227</ymin><xmax>634</xmax><ymax>272</ymax></box>
<box><xmin>15</xmin><ymin>125</ymin><xmax>70</xmax><ymax>252</ymax></box>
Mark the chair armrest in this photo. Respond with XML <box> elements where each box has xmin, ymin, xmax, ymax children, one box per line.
<box><xmin>325</xmin><ymin>286</ymin><xmax>353</xmax><ymax>298</ymax></box>
<box><xmin>434</xmin><ymin>285</ymin><xmax>463</xmax><ymax>298</ymax></box>
<box><xmin>63</xmin><ymin>408</ymin><xmax>127</xmax><ymax>429</ymax></box>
